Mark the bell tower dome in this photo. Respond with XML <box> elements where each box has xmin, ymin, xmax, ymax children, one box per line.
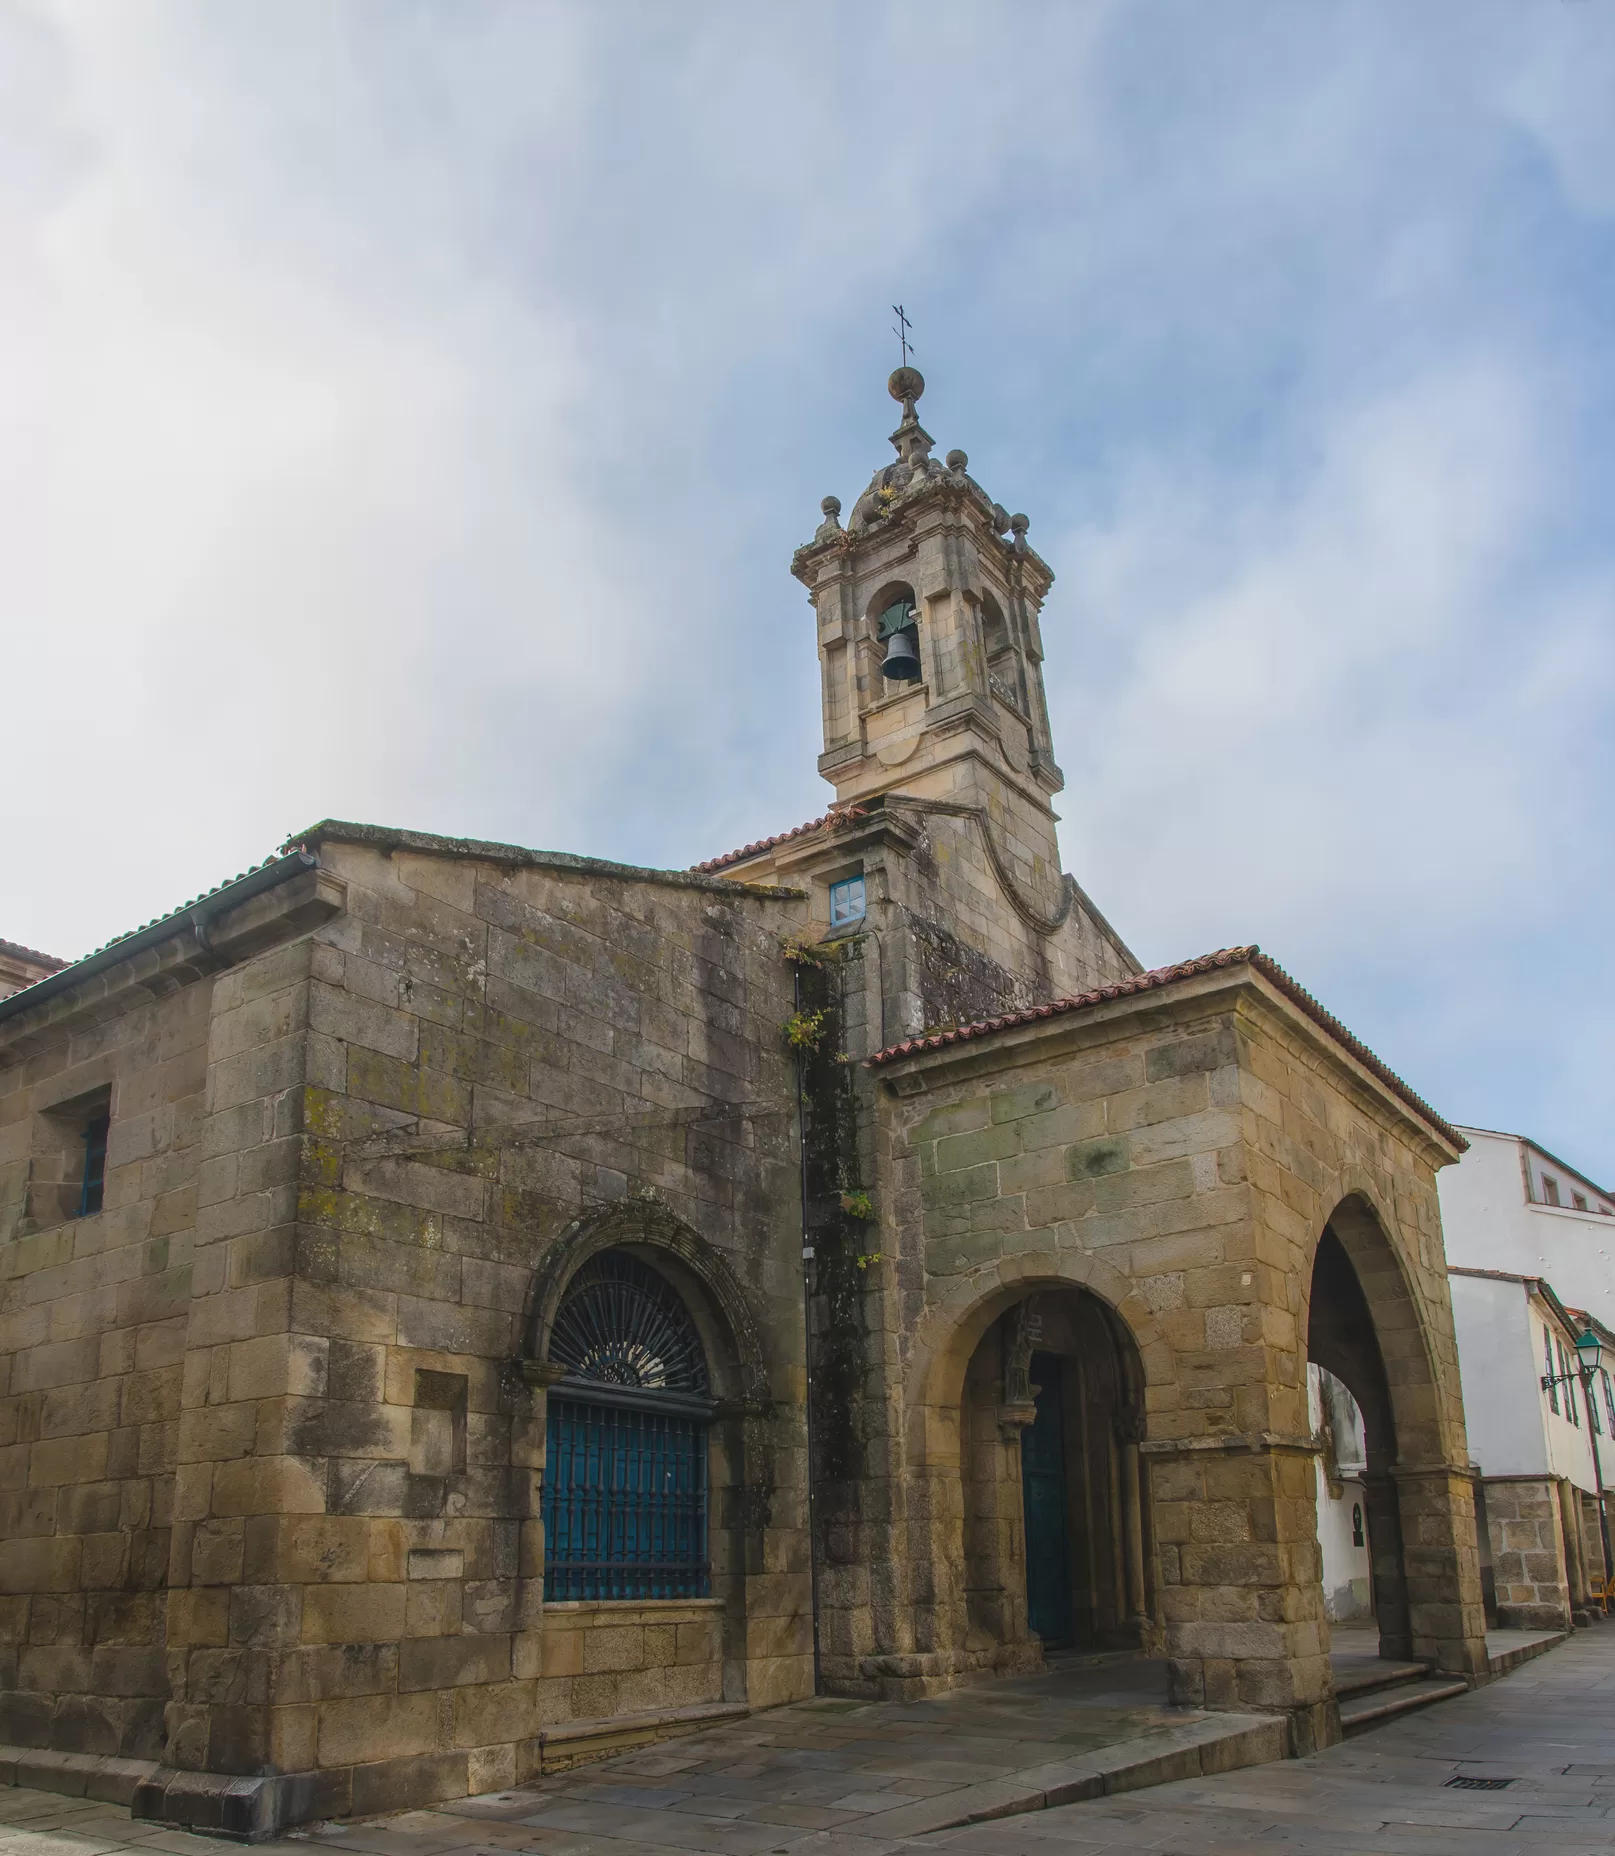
<box><xmin>792</xmin><ymin>368</ymin><xmax>1065</xmax><ymax>882</ymax></box>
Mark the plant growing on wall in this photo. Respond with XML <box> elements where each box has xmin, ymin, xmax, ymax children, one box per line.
<box><xmin>783</xmin><ymin>938</ymin><xmax>872</xmax><ymax>1491</ymax></box>
<box><xmin>783</xmin><ymin>1008</ymin><xmax>830</xmax><ymax>1052</ymax></box>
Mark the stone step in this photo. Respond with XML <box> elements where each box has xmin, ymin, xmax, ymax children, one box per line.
<box><xmin>1339</xmin><ymin>1675</ymin><xmax>1470</xmax><ymax>1737</ymax></box>
<box><xmin>533</xmin><ymin>1700</ymin><xmax>752</xmax><ymax>1773</ymax></box>
<box><xmin>1331</xmin><ymin>1658</ymin><xmax>1431</xmax><ymax>1701</ymax></box>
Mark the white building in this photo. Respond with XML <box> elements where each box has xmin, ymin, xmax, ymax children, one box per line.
<box><xmin>1439</xmin><ymin>1126</ymin><xmax>1615</xmax><ymax>1316</ymax></box>
<box><xmin>1446</xmin><ymin>1267</ymin><xmax>1610</xmax><ymax>1628</ymax></box>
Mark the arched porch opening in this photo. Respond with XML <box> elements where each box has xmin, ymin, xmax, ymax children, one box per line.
<box><xmin>1307</xmin><ymin>1219</ymin><xmax>1410</xmax><ymax>1660</ymax></box>
<box><xmin>1305</xmin><ymin>1191</ymin><xmax>1480</xmax><ymax>1676</ymax></box>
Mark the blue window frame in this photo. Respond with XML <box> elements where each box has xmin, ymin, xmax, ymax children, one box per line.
<box><xmin>541</xmin><ymin>1250</ymin><xmax>712</xmax><ymax>1601</ymax></box>
<box><xmin>829</xmin><ymin>874</ymin><xmax>866</xmax><ymax>927</ymax></box>
<box><xmin>79</xmin><ymin>1113</ymin><xmax>109</xmax><ymax>1217</ymax></box>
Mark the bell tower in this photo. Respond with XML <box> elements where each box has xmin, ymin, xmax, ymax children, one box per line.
<box><xmin>792</xmin><ymin>368</ymin><xmax>1066</xmax><ymax>888</ymax></box>
<box><xmin>703</xmin><ymin>365</ymin><xmax>1135</xmax><ymax>1018</ymax></box>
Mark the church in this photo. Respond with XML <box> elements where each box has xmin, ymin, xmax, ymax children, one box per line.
<box><xmin>0</xmin><ymin>370</ymin><xmax>1487</xmax><ymax>1837</ymax></box>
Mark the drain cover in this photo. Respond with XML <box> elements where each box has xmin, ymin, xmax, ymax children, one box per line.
<box><xmin>1445</xmin><ymin>1775</ymin><xmax>1515</xmax><ymax>1790</ymax></box>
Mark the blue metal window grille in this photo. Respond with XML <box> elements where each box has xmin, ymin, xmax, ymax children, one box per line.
<box><xmin>829</xmin><ymin>875</ymin><xmax>866</xmax><ymax>928</ymax></box>
<box><xmin>544</xmin><ymin>1397</ymin><xmax>708</xmax><ymax>1600</ymax></box>
<box><xmin>79</xmin><ymin>1113</ymin><xmax>109</xmax><ymax>1217</ymax></box>
<box><xmin>542</xmin><ymin>1250</ymin><xmax>711</xmax><ymax>1601</ymax></box>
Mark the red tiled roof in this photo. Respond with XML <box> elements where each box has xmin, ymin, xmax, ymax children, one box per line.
<box><xmin>868</xmin><ymin>945</ymin><xmax>1464</xmax><ymax>1150</ymax></box>
<box><xmin>0</xmin><ymin>938</ymin><xmax>66</xmax><ymax>973</ymax></box>
<box><xmin>694</xmin><ymin>806</ymin><xmax>866</xmax><ymax>874</ymax></box>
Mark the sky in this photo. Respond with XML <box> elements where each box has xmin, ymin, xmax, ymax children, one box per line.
<box><xmin>5</xmin><ymin>1</ymin><xmax>1613</xmax><ymax>1182</ymax></box>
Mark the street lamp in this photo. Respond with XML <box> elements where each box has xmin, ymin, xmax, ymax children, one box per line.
<box><xmin>1574</xmin><ymin>1328</ymin><xmax>1613</xmax><ymax>1585</ymax></box>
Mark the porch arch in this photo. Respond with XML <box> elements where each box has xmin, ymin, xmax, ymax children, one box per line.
<box><xmin>1303</xmin><ymin>1184</ymin><xmax>1484</xmax><ymax>1676</ymax></box>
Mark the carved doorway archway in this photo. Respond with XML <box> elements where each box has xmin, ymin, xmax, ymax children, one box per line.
<box><xmin>962</xmin><ymin>1287</ymin><xmax>1147</xmax><ymax>1661</ymax></box>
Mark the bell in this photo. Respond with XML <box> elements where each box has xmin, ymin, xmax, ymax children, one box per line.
<box><xmin>881</xmin><ymin>625</ymin><xmax>921</xmax><ymax>683</ymax></box>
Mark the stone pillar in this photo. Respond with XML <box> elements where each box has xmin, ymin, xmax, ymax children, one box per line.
<box><xmin>1393</xmin><ymin>1466</ymin><xmax>1489</xmax><ymax>1676</ymax></box>
<box><xmin>1362</xmin><ymin>1471</ymin><xmax>1412</xmax><ymax>1659</ymax></box>
<box><xmin>1148</xmin><ymin>1437</ymin><xmax>1338</xmax><ymax>1755</ymax></box>
<box><xmin>1562</xmin><ymin>1477</ymin><xmax>1590</xmax><ymax>1612</ymax></box>
<box><xmin>1581</xmin><ymin>1491</ymin><xmax>1609</xmax><ymax>1587</ymax></box>
<box><xmin>1482</xmin><ymin>1476</ymin><xmax>1572</xmax><ymax>1630</ymax></box>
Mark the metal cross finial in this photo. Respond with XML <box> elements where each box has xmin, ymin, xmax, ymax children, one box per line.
<box><xmin>892</xmin><ymin>303</ymin><xmax>914</xmax><ymax>368</ymax></box>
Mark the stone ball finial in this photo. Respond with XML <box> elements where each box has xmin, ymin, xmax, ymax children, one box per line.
<box><xmin>888</xmin><ymin>366</ymin><xmax>925</xmax><ymax>406</ymax></box>
<box><xmin>991</xmin><ymin>503</ymin><xmax>1012</xmax><ymax>535</ymax></box>
<box><xmin>945</xmin><ymin>449</ymin><xmax>967</xmax><ymax>472</ymax></box>
<box><xmin>813</xmin><ymin>494</ymin><xmax>844</xmax><ymax>541</ymax></box>
<box><xmin>1010</xmin><ymin>512</ymin><xmax>1029</xmax><ymax>535</ymax></box>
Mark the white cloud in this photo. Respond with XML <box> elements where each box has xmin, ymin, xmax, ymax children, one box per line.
<box><xmin>2</xmin><ymin>1</ymin><xmax>1611</xmax><ymax>1176</ymax></box>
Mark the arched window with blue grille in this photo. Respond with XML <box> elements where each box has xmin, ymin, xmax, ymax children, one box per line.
<box><xmin>542</xmin><ymin>1250</ymin><xmax>712</xmax><ymax>1601</ymax></box>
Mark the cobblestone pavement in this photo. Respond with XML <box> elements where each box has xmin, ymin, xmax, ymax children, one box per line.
<box><xmin>0</xmin><ymin>1633</ymin><xmax>1607</xmax><ymax>1856</ymax></box>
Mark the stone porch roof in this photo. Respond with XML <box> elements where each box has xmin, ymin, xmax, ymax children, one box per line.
<box><xmin>867</xmin><ymin>944</ymin><xmax>1464</xmax><ymax>1151</ymax></box>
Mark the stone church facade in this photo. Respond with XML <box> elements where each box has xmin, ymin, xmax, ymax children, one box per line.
<box><xmin>0</xmin><ymin>371</ymin><xmax>1486</xmax><ymax>1836</ymax></box>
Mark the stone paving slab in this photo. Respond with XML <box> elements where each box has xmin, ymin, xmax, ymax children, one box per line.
<box><xmin>920</xmin><ymin>1627</ymin><xmax>1615</xmax><ymax>1854</ymax></box>
<box><xmin>0</xmin><ymin>1629</ymin><xmax>1601</xmax><ymax>1855</ymax></box>
<box><xmin>372</xmin><ymin>1656</ymin><xmax>1282</xmax><ymax>1850</ymax></box>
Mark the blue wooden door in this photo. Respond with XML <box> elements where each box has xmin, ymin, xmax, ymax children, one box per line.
<box><xmin>1020</xmin><ymin>1353</ymin><xmax>1074</xmax><ymax>1647</ymax></box>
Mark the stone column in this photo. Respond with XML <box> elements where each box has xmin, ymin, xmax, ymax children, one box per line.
<box><xmin>1581</xmin><ymin>1491</ymin><xmax>1609</xmax><ymax>1587</ymax></box>
<box><xmin>1147</xmin><ymin>1436</ymin><xmax>1338</xmax><ymax>1755</ymax></box>
<box><xmin>1120</xmin><ymin>1434</ymin><xmax>1147</xmax><ymax>1627</ymax></box>
<box><xmin>1392</xmin><ymin>1466</ymin><xmax>1489</xmax><ymax>1676</ymax></box>
<box><xmin>1560</xmin><ymin>1477</ymin><xmax>1590</xmax><ymax>1612</ymax></box>
<box><xmin>1107</xmin><ymin>1438</ymin><xmax>1127</xmax><ymax>1626</ymax></box>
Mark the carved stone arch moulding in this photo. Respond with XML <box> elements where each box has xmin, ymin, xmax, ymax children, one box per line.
<box><xmin>523</xmin><ymin>1197</ymin><xmax>771</xmax><ymax>1407</ymax></box>
<box><xmin>909</xmin><ymin>1248</ymin><xmax>1163</xmax><ymax>1432</ymax></box>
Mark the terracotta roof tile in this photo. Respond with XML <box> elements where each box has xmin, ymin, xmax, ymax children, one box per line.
<box><xmin>694</xmin><ymin>806</ymin><xmax>866</xmax><ymax>874</ymax></box>
<box><xmin>868</xmin><ymin>945</ymin><xmax>1463</xmax><ymax>1150</ymax></box>
<box><xmin>0</xmin><ymin>939</ymin><xmax>66</xmax><ymax>973</ymax></box>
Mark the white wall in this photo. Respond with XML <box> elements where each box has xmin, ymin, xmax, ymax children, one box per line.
<box><xmin>1440</xmin><ymin>1128</ymin><xmax>1615</xmax><ymax>1319</ymax></box>
<box><xmin>1450</xmin><ymin>1272</ymin><xmax>1544</xmax><ymax>1476</ymax></box>
<box><xmin>1449</xmin><ymin>1270</ymin><xmax>1601</xmax><ymax>1495</ymax></box>
<box><xmin>1308</xmin><ymin>1365</ymin><xmax>1373</xmax><ymax>1623</ymax></box>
